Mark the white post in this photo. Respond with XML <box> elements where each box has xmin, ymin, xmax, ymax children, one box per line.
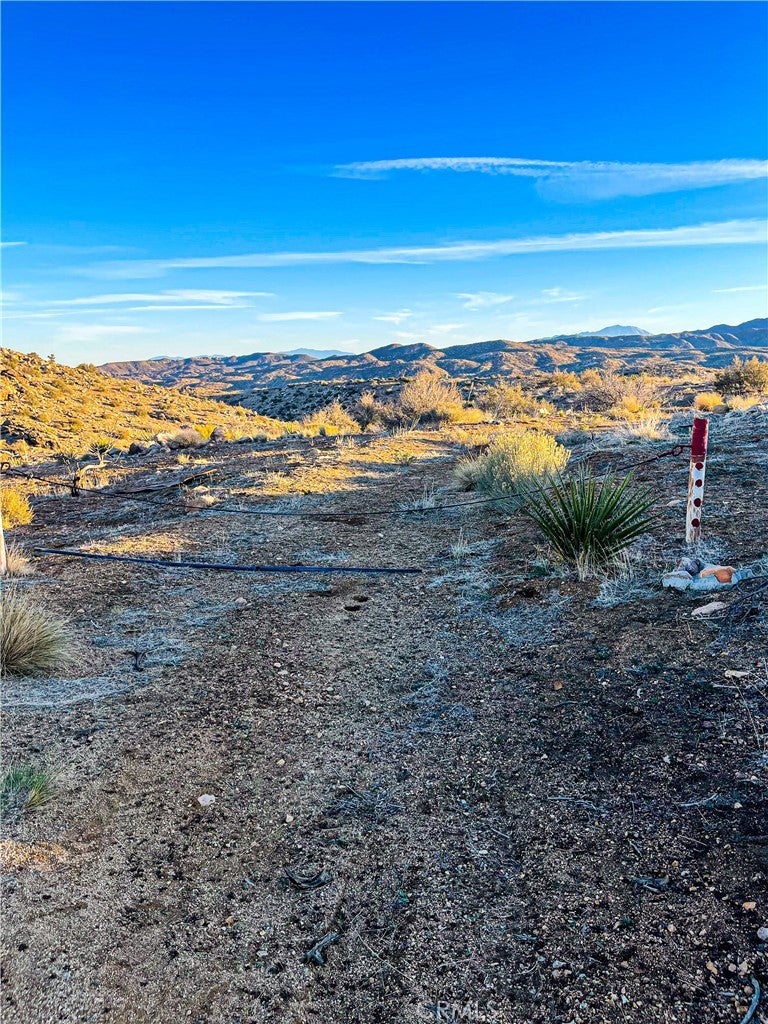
<box><xmin>685</xmin><ymin>414</ymin><xmax>709</xmax><ymax>545</ymax></box>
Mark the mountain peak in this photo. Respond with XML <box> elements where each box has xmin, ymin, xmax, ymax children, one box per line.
<box><xmin>578</xmin><ymin>325</ymin><xmax>652</xmax><ymax>338</ymax></box>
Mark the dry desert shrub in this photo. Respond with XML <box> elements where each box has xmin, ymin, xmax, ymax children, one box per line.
<box><xmin>586</xmin><ymin>371</ymin><xmax>663</xmax><ymax>417</ymax></box>
<box><xmin>352</xmin><ymin>391</ymin><xmax>387</xmax><ymax>430</ymax></box>
<box><xmin>302</xmin><ymin>400</ymin><xmax>360</xmax><ymax>436</ymax></box>
<box><xmin>396</xmin><ymin>370</ymin><xmax>465</xmax><ymax>425</ymax></box>
<box><xmin>0</xmin><ymin>487</ymin><xmax>33</xmax><ymax>528</ymax></box>
<box><xmin>714</xmin><ymin>356</ymin><xmax>768</xmax><ymax>395</ymax></box>
<box><xmin>169</xmin><ymin>427</ymin><xmax>207</xmax><ymax>448</ymax></box>
<box><xmin>611</xmin><ymin>414</ymin><xmax>670</xmax><ymax>441</ymax></box>
<box><xmin>0</xmin><ymin>590</ymin><xmax>76</xmax><ymax>676</ymax></box>
<box><xmin>478</xmin><ymin>383</ymin><xmax>550</xmax><ymax>419</ymax></box>
<box><xmin>726</xmin><ymin>395</ymin><xmax>764</xmax><ymax>412</ymax></box>
<box><xmin>551</xmin><ymin>370</ymin><xmax>583</xmax><ymax>391</ymax></box>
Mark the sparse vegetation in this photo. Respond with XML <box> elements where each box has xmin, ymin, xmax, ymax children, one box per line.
<box><xmin>551</xmin><ymin>370</ymin><xmax>583</xmax><ymax>391</ymax></box>
<box><xmin>1</xmin><ymin>590</ymin><xmax>76</xmax><ymax>676</ymax></box>
<box><xmin>611</xmin><ymin>414</ymin><xmax>670</xmax><ymax>441</ymax></box>
<box><xmin>519</xmin><ymin>470</ymin><xmax>657</xmax><ymax>579</ymax></box>
<box><xmin>714</xmin><ymin>356</ymin><xmax>768</xmax><ymax>395</ymax></box>
<box><xmin>352</xmin><ymin>391</ymin><xmax>387</xmax><ymax>430</ymax></box>
<box><xmin>166</xmin><ymin>427</ymin><xmax>207</xmax><ymax>448</ymax></box>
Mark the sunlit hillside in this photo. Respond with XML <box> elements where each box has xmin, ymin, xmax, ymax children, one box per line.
<box><xmin>1</xmin><ymin>348</ymin><xmax>285</xmax><ymax>462</ymax></box>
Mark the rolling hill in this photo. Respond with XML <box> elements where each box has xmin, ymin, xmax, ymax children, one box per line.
<box><xmin>99</xmin><ymin>319</ymin><xmax>768</xmax><ymax>402</ymax></box>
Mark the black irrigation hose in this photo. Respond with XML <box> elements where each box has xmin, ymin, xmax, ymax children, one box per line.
<box><xmin>32</xmin><ymin>547</ymin><xmax>422</xmax><ymax>575</ymax></box>
<box><xmin>5</xmin><ymin>444</ymin><xmax>688</xmax><ymax>521</ymax></box>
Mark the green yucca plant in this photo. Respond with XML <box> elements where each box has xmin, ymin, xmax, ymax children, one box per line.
<box><xmin>520</xmin><ymin>470</ymin><xmax>657</xmax><ymax>579</ymax></box>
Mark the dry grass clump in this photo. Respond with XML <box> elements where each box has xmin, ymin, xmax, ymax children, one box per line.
<box><xmin>1</xmin><ymin>487</ymin><xmax>33</xmax><ymax>528</ymax></box>
<box><xmin>454</xmin><ymin>457</ymin><xmax>484</xmax><ymax>491</ymax></box>
<box><xmin>611</xmin><ymin>414</ymin><xmax>670</xmax><ymax>441</ymax></box>
<box><xmin>726</xmin><ymin>395</ymin><xmax>764</xmax><ymax>412</ymax></box>
<box><xmin>1</xmin><ymin>590</ymin><xmax>76</xmax><ymax>676</ymax></box>
<box><xmin>182</xmin><ymin>488</ymin><xmax>218</xmax><ymax>511</ymax></box>
<box><xmin>3</xmin><ymin>543</ymin><xmax>34</xmax><ymax>577</ymax></box>
<box><xmin>396</xmin><ymin>371</ymin><xmax>465</xmax><ymax>425</ymax></box>
<box><xmin>520</xmin><ymin>470</ymin><xmax>657</xmax><ymax>580</ymax></box>
<box><xmin>714</xmin><ymin>356</ymin><xmax>768</xmax><ymax>396</ymax></box>
<box><xmin>694</xmin><ymin>392</ymin><xmax>724</xmax><ymax>412</ymax></box>
<box><xmin>469</xmin><ymin>429</ymin><xmax>571</xmax><ymax>505</ymax></box>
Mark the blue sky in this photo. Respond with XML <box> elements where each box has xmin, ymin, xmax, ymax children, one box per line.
<box><xmin>2</xmin><ymin>1</ymin><xmax>767</xmax><ymax>365</ymax></box>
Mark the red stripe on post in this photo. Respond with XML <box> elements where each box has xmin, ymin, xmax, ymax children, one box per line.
<box><xmin>691</xmin><ymin>417</ymin><xmax>709</xmax><ymax>460</ymax></box>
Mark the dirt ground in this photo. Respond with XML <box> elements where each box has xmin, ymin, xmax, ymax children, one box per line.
<box><xmin>2</xmin><ymin>411</ymin><xmax>767</xmax><ymax>1024</ymax></box>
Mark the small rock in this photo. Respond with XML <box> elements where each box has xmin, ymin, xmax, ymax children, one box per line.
<box><xmin>198</xmin><ymin>794</ymin><xmax>216</xmax><ymax>807</ymax></box>
<box><xmin>285</xmin><ymin>813</ymin><xmax>294</xmax><ymax>823</ymax></box>
<box><xmin>742</xmin><ymin>901</ymin><xmax>757</xmax><ymax>911</ymax></box>
<box><xmin>757</xmin><ymin>926</ymin><xmax>768</xmax><ymax>942</ymax></box>
<box><xmin>691</xmin><ymin>601</ymin><xmax>727</xmax><ymax>618</ymax></box>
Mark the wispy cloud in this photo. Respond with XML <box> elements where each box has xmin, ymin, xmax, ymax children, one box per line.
<box><xmin>541</xmin><ymin>287</ymin><xmax>587</xmax><ymax>303</ymax></box>
<box><xmin>373</xmin><ymin>308</ymin><xmax>413</xmax><ymax>324</ymax></box>
<box><xmin>429</xmin><ymin>323</ymin><xmax>465</xmax><ymax>334</ymax></box>
<box><xmin>714</xmin><ymin>284</ymin><xmax>767</xmax><ymax>293</ymax></box>
<box><xmin>333</xmin><ymin>156</ymin><xmax>768</xmax><ymax>201</ymax></box>
<box><xmin>0</xmin><ymin>241</ymin><xmax>26</xmax><ymax>248</ymax></box>
<box><xmin>257</xmin><ymin>311</ymin><xmax>342</xmax><ymax>322</ymax></box>
<box><xmin>81</xmin><ymin>220</ymin><xmax>766</xmax><ymax>278</ymax></box>
<box><xmin>56</xmin><ymin>324</ymin><xmax>149</xmax><ymax>341</ymax></box>
<box><xmin>458</xmin><ymin>291</ymin><xmax>515</xmax><ymax>310</ymax></box>
<box><xmin>49</xmin><ymin>289</ymin><xmax>274</xmax><ymax>306</ymax></box>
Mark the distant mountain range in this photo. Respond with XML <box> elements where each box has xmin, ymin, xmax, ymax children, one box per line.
<box><xmin>99</xmin><ymin>318</ymin><xmax>768</xmax><ymax>399</ymax></box>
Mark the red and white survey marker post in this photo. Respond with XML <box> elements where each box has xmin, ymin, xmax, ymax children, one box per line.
<box><xmin>685</xmin><ymin>414</ymin><xmax>709</xmax><ymax>545</ymax></box>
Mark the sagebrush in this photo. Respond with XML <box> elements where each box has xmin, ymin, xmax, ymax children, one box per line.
<box><xmin>472</xmin><ymin>429</ymin><xmax>571</xmax><ymax>505</ymax></box>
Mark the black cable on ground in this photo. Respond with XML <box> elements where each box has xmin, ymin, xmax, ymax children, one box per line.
<box><xmin>32</xmin><ymin>548</ymin><xmax>422</xmax><ymax>575</ymax></box>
